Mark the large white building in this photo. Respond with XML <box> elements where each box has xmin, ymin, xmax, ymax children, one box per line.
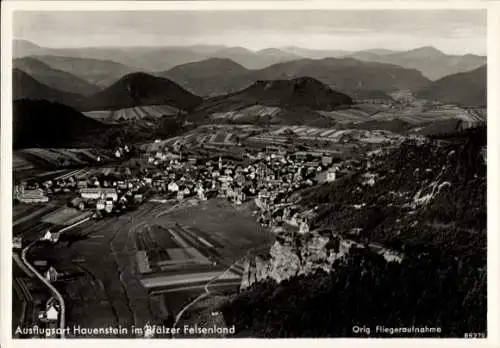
<box><xmin>15</xmin><ymin>187</ymin><xmax>49</xmax><ymax>203</ymax></box>
<box><xmin>80</xmin><ymin>188</ymin><xmax>118</xmax><ymax>201</ymax></box>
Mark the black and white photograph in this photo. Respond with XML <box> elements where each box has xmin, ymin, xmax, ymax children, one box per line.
<box><xmin>1</xmin><ymin>1</ymin><xmax>497</xmax><ymax>343</ymax></box>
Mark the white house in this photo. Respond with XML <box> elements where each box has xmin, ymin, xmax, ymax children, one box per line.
<box><xmin>46</xmin><ymin>305</ymin><xmax>59</xmax><ymax>321</ymax></box>
<box><xmin>44</xmin><ymin>266</ymin><xmax>60</xmax><ymax>283</ymax></box>
<box><xmin>197</xmin><ymin>187</ymin><xmax>207</xmax><ymax>201</ymax></box>
<box><xmin>96</xmin><ymin>199</ymin><xmax>106</xmax><ymax>210</ymax></box>
<box><xmin>168</xmin><ymin>182</ymin><xmax>179</xmax><ymax>192</ymax></box>
<box><xmin>41</xmin><ymin>230</ymin><xmax>60</xmax><ymax>243</ymax></box>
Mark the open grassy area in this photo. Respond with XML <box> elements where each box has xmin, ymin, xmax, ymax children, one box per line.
<box><xmin>158</xmin><ymin>199</ymin><xmax>274</xmax><ymax>260</ymax></box>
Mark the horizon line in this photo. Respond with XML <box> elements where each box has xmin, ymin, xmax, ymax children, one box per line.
<box><xmin>13</xmin><ymin>38</ymin><xmax>486</xmax><ymax>57</ymax></box>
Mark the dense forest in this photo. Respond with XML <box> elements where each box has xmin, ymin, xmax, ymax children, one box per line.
<box><xmin>221</xmin><ymin>126</ymin><xmax>486</xmax><ymax>337</ymax></box>
<box><xmin>222</xmin><ymin>246</ymin><xmax>486</xmax><ymax>337</ymax></box>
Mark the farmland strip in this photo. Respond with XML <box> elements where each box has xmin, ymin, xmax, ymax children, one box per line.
<box><xmin>167</xmin><ymin>228</ymin><xmax>190</xmax><ymax>248</ymax></box>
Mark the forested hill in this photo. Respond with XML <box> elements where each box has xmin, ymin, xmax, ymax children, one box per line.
<box><xmin>221</xmin><ymin>126</ymin><xmax>486</xmax><ymax>338</ymax></box>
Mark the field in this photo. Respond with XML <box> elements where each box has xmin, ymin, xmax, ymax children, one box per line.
<box><xmin>41</xmin><ymin>207</ymin><xmax>93</xmax><ymax>226</ymax></box>
<box><xmin>157</xmin><ymin>199</ymin><xmax>274</xmax><ymax>260</ymax></box>
<box><xmin>13</xmin><ymin>203</ymin><xmax>60</xmax><ymax>228</ymax></box>
<box><xmin>13</xmin><ymin>154</ymin><xmax>36</xmax><ymax>172</ymax></box>
<box><xmin>14</xmin><ymin>148</ymin><xmax>114</xmax><ymax>181</ymax></box>
<box><xmin>319</xmin><ymin>104</ymin><xmax>486</xmax><ymax>126</ymax></box>
<box><xmin>143</xmin><ymin>125</ymin><xmax>266</xmax><ymax>152</ymax></box>
<box><xmin>258</xmin><ymin>125</ymin><xmax>406</xmax><ymax>146</ymax></box>
<box><xmin>83</xmin><ymin>105</ymin><xmax>182</xmax><ymax>123</ymax></box>
<box><xmin>131</xmin><ymin>200</ymin><xmax>265</xmax><ymax>293</ymax></box>
<box><xmin>13</xmin><ymin>203</ymin><xmax>59</xmax><ymax>242</ymax></box>
<box><xmin>211</xmin><ymin>105</ymin><xmax>281</xmax><ymax>121</ymax></box>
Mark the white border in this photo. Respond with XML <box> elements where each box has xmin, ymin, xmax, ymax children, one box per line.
<box><xmin>1</xmin><ymin>2</ymin><xmax>499</xmax><ymax>348</ymax></box>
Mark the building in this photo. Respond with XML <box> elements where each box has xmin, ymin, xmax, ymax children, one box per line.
<box><xmin>96</xmin><ymin>199</ymin><xmax>106</xmax><ymax>210</ymax></box>
<box><xmin>41</xmin><ymin>230</ymin><xmax>60</xmax><ymax>243</ymax></box>
<box><xmin>134</xmin><ymin>194</ymin><xmax>144</xmax><ymax>203</ymax></box>
<box><xmin>45</xmin><ymin>304</ymin><xmax>59</xmax><ymax>322</ymax></box>
<box><xmin>16</xmin><ymin>187</ymin><xmax>49</xmax><ymax>203</ymax></box>
<box><xmin>44</xmin><ymin>266</ymin><xmax>60</xmax><ymax>283</ymax></box>
<box><xmin>80</xmin><ymin>188</ymin><xmax>118</xmax><ymax>201</ymax></box>
<box><xmin>168</xmin><ymin>182</ymin><xmax>179</xmax><ymax>192</ymax></box>
<box><xmin>77</xmin><ymin>180</ymin><xmax>88</xmax><ymax>189</ymax></box>
<box><xmin>70</xmin><ymin>197</ymin><xmax>85</xmax><ymax>210</ymax></box>
<box><xmin>13</xmin><ymin>237</ymin><xmax>22</xmax><ymax>249</ymax></box>
<box><xmin>315</xmin><ymin>168</ymin><xmax>337</xmax><ymax>183</ymax></box>
<box><xmin>299</xmin><ymin>220</ymin><xmax>310</xmax><ymax>234</ymax></box>
<box><xmin>197</xmin><ymin>187</ymin><xmax>207</xmax><ymax>201</ymax></box>
<box><xmin>105</xmin><ymin>198</ymin><xmax>114</xmax><ymax>213</ymax></box>
<box><xmin>39</xmin><ymin>306</ymin><xmax>59</xmax><ymax>323</ymax></box>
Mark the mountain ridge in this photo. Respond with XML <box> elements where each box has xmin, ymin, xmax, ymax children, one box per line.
<box><xmin>81</xmin><ymin>72</ymin><xmax>203</xmax><ymax>111</ymax></box>
<box><xmin>14</xmin><ymin>57</ymin><xmax>100</xmax><ymax>95</ymax></box>
<box><xmin>161</xmin><ymin>56</ymin><xmax>431</xmax><ymax>97</ymax></box>
<box><xmin>417</xmin><ymin>65</ymin><xmax>486</xmax><ymax>107</ymax></box>
<box><xmin>12</xmin><ymin>68</ymin><xmax>84</xmax><ymax>109</ymax></box>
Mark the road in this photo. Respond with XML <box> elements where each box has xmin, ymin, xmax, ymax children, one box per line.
<box><xmin>172</xmin><ymin>253</ymin><xmax>249</xmax><ymax>333</ymax></box>
<box><xmin>21</xmin><ymin>240</ymin><xmax>66</xmax><ymax>338</ymax></box>
<box><xmin>17</xmin><ymin>216</ymin><xmax>92</xmax><ymax>338</ymax></box>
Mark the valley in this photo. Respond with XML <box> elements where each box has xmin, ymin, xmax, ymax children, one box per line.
<box><xmin>10</xmin><ymin>37</ymin><xmax>487</xmax><ymax>339</ymax></box>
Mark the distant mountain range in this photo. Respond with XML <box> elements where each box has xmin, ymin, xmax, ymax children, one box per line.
<box><xmin>15</xmin><ymin>54</ymin><xmax>431</xmax><ymax>105</ymax></box>
<box><xmin>11</xmin><ymin>40</ymin><xmax>487</xmax><ymax>147</ymax></box>
<box><xmin>417</xmin><ymin>65</ymin><xmax>486</xmax><ymax>107</ymax></box>
<box><xmin>13</xmin><ymin>40</ymin><xmax>299</xmax><ymax>71</ymax></box>
<box><xmin>213</xmin><ymin>47</ymin><xmax>301</xmax><ymax>70</ymax></box>
<box><xmin>14</xmin><ymin>40</ymin><xmax>485</xmax><ymax>80</ymax></box>
<box><xmin>162</xmin><ymin>57</ymin><xmax>430</xmax><ymax>97</ymax></box>
<box><xmin>27</xmin><ymin>55</ymin><xmax>138</xmax><ymax>87</ymax></box>
<box><xmin>13</xmin><ymin>68</ymin><xmax>84</xmax><ymax>108</ymax></box>
<box><xmin>162</xmin><ymin>58</ymin><xmax>249</xmax><ymax>97</ymax></box>
<box><xmin>348</xmin><ymin>46</ymin><xmax>486</xmax><ymax>80</ymax></box>
<box><xmin>14</xmin><ymin>57</ymin><xmax>100</xmax><ymax>95</ymax></box>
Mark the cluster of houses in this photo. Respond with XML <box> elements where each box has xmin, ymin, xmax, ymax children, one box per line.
<box><xmin>143</xmin><ymin>146</ymin><xmax>345</xmax><ymax>207</ymax></box>
<box><xmin>253</xmin><ymin>157</ymin><xmax>365</xmax><ymax>230</ymax></box>
<box><xmin>14</xmin><ymin>143</ymin><xmax>363</xmax><ymax>229</ymax></box>
<box><xmin>71</xmin><ymin>179</ymin><xmax>146</xmax><ymax>214</ymax></box>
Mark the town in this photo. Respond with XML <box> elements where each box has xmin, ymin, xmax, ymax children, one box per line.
<box><xmin>12</xmin><ymin>138</ymin><xmax>369</xmax><ymax>337</ymax></box>
<box><xmin>14</xmin><ymin>141</ymin><xmax>364</xmax><ymax>236</ymax></box>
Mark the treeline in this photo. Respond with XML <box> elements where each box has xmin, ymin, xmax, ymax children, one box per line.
<box><xmin>299</xmin><ymin>126</ymin><xmax>486</xmax><ymax>257</ymax></box>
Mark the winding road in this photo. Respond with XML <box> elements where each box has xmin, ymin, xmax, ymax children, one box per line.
<box><xmin>21</xmin><ymin>241</ymin><xmax>66</xmax><ymax>338</ymax></box>
<box><xmin>172</xmin><ymin>253</ymin><xmax>249</xmax><ymax>333</ymax></box>
<box><xmin>18</xmin><ymin>217</ymin><xmax>92</xmax><ymax>339</ymax></box>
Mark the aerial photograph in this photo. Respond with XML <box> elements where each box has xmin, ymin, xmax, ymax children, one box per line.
<box><xmin>10</xmin><ymin>8</ymin><xmax>486</xmax><ymax>339</ymax></box>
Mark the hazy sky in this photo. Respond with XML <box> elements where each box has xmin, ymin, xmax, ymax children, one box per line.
<box><xmin>13</xmin><ymin>10</ymin><xmax>487</xmax><ymax>55</ymax></box>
